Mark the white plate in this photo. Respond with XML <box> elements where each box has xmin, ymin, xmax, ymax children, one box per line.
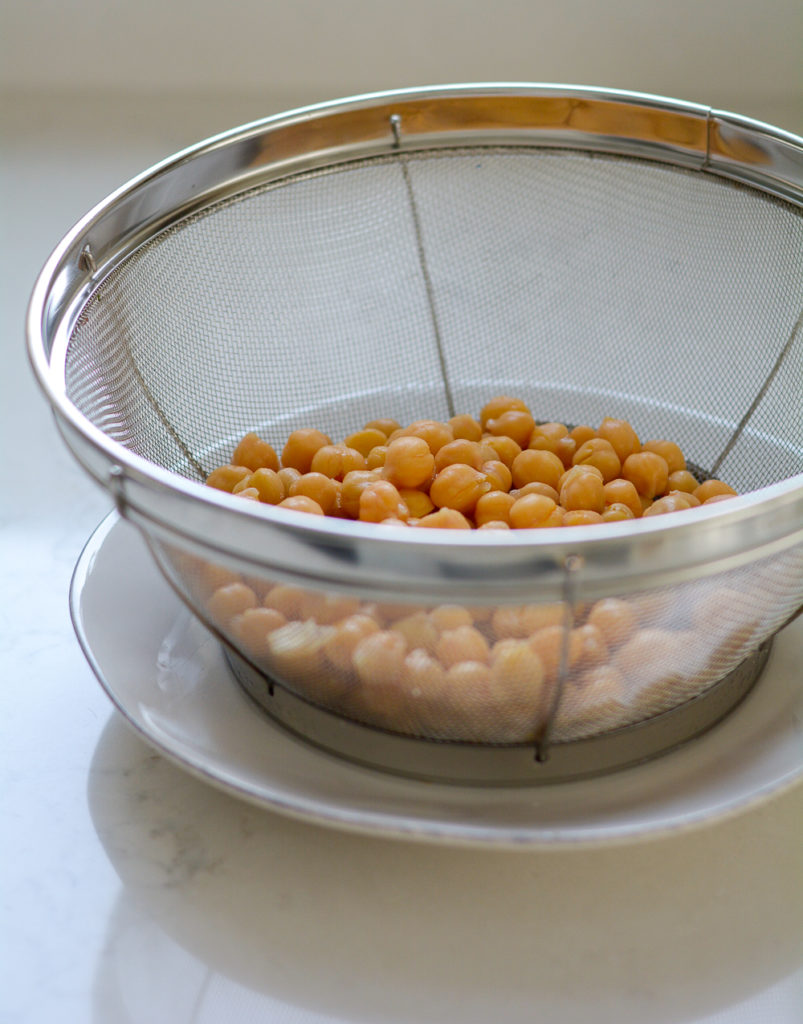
<box><xmin>71</xmin><ymin>513</ymin><xmax>803</xmax><ymax>848</ymax></box>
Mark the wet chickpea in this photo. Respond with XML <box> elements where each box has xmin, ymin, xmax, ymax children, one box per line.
<box><xmin>339</xmin><ymin>470</ymin><xmax>382</xmax><ymax>518</ymax></box>
<box><xmin>572</xmin><ymin>623</ymin><xmax>609</xmax><ymax>669</ymax></box>
<box><xmin>231</xmin><ymin>432</ymin><xmax>280</xmax><ymax>472</ymax></box>
<box><xmin>197</xmin><ymin>562</ymin><xmax>242</xmax><ymax>597</ymax></box>
<box><xmin>474</xmin><ymin>489</ymin><xmax>516</xmax><ymax>526</ymax></box>
<box><xmin>430</xmin><ymin>464</ymin><xmax>491</xmax><ymax>515</ymax></box>
<box><xmin>402</xmin><ymin>648</ymin><xmax>448</xmax><ymax>702</ymax></box>
<box><xmin>277</xmin><ymin>466</ymin><xmax>302</xmax><ymax>491</ymax></box>
<box><xmin>206</xmin><ymin>464</ymin><xmax>252</xmax><ymax>492</ymax></box>
<box><xmin>207</xmin><ymin>581</ymin><xmax>258</xmax><ymax>625</ymax></box>
<box><xmin>560</xmin><ymin>469</ymin><xmax>605</xmax><ymax>513</ymax></box>
<box><xmin>323</xmin><ymin>614</ymin><xmax>380</xmax><ymax>671</ymax></box>
<box><xmin>397</xmin><ymin>419</ymin><xmax>453</xmax><ymax>454</ymax></box>
<box><xmin>529</xmin><ymin>624</ymin><xmax>584</xmax><ymax>681</ymax></box>
<box><xmin>570</xmin><ymin>425</ymin><xmax>596</xmax><ymax>446</ymax></box>
<box><xmin>587</xmin><ymin>597</ymin><xmax>637</xmax><ymax>646</ymax></box>
<box><xmin>364</xmin><ymin>418</ymin><xmax>401</xmax><ymax>439</ymax></box>
<box><xmin>528</xmin><ymin>422</ymin><xmax>569</xmax><ymax>454</ymax></box>
<box><xmin>602</xmin><ymin>478</ymin><xmax>642</xmax><ymax>518</ymax></box>
<box><xmin>344</xmin><ymin>427</ymin><xmax>387</xmax><ymax>458</ymax></box>
<box><xmin>278</xmin><ymin>495</ymin><xmax>325</xmax><ymax>516</ymax></box>
<box><xmin>242</xmin><ymin>468</ymin><xmax>285</xmax><ymax>504</ymax></box>
<box><xmin>703</xmin><ymin>492</ymin><xmax>736</xmax><ymax>505</ymax></box>
<box><xmin>313</xmin><ymin>594</ymin><xmax>363</xmax><ymax>625</ymax></box>
<box><xmin>281</xmin><ymin>428</ymin><xmax>332</xmax><ymax>474</ymax></box>
<box><xmin>352</xmin><ymin>630</ymin><xmax>407</xmax><ymax>686</ymax></box>
<box><xmin>234</xmin><ymin>487</ymin><xmax>260</xmax><ymax>501</ymax></box>
<box><xmin>366</xmin><ymin>445</ymin><xmax>387</xmax><ymax>470</ymax></box>
<box><xmin>642</xmin><ymin>439</ymin><xmax>685</xmax><ymax>474</ymax></box>
<box><xmin>383</xmin><ymin>435</ymin><xmax>436</xmax><ymax>489</ymax></box>
<box><xmin>263</xmin><ymin>584</ymin><xmax>310</xmax><ymax>619</ymax></box>
<box><xmin>563</xmin><ymin>509</ymin><xmax>604</xmax><ymax>526</ymax></box>
<box><xmin>478</xmin><ymin>520</ymin><xmax>510</xmax><ymax>530</ymax></box>
<box><xmin>491</xmin><ymin>603</ymin><xmax>564</xmax><ymax>639</ymax></box>
<box><xmin>489</xmin><ymin>640</ymin><xmax>546</xmax><ymax>709</ymax></box>
<box><xmin>400</xmin><ymin>488</ymin><xmax>435</xmax><ymax>519</ymax></box>
<box><xmin>311</xmin><ymin>444</ymin><xmax>366</xmax><ymax>480</ymax></box>
<box><xmin>596</xmin><ymin>417</ymin><xmax>641</xmax><ymax>462</ymax></box>
<box><xmin>478</xmin><ymin>460</ymin><xmax>509</xmax><ymax>493</ymax></box>
<box><xmin>429</xmin><ymin>604</ymin><xmax>473</xmax><ymax>632</ymax></box>
<box><xmin>289</xmin><ymin>472</ymin><xmax>339</xmax><ymax>515</ymax></box>
<box><xmin>643</xmin><ymin>493</ymin><xmax>693</xmax><ymax>517</ymax></box>
<box><xmin>554</xmin><ymin>435</ymin><xmax>578</xmax><ymax>468</ymax></box>
<box><xmin>601</xmin><ymin>502</ymin><xmax>635</xmax><ymax>523</ymax></box>
<box><xmin>572</xmin><ymin>438</ymin><xmax>621</xmax><ymax>482</ymax></box>
<box><xmin>485</xmin><ymin>409</ymin><xmax>536</xmax><ymax>448</ymax></box>
<box><xmin>232</xmin><ymin>606</ymin><xmax>287</xmax><ymax>657</ymax></box>
<box><xmin>391</xmin><ymin>611</ymin><xmax>440</xmax><ymax>653</ymax></box>
<box><xmin>434</xmin><ymin>438</ymin><xmax>484</xmax><ymax>472</ymax></box>
<box><xmin>509</xmin><ymin>492</ymin><xmax>557</xmax><ymax>528</ymax></box>
<box><xmin>267</xmin><ymin>620</ymin><xmax>332</xmax><ymax>683</ymax></box>
<box><xmin>511</xmin><ymin>448</ymin><xmax>564</xmax><ymax>490</ymax></box>
<box><xmin>665</xmin><ymin>470</ymin><xmax>695</xmax><ymax>494</ymax></box>
<box><xmin>516</xmin><ymin>481</ymin><xmax>561</xmax><ymax>503</ymax></box>
<box><xmin>694</xmin><ymin>479</ymin><xmax>738</xmax><ymax>502</ymax></box>
<box><xmin>479</xmin><ymin>395</ymin><xmax>530</xmax><ymax>428</ymax></box>
<box><xmin>359</xmin><ymin>480</ymin><xmax>408</xmax><ymax>523</ymax></box>
<box><xmin>480</xmin><ymin>433</ymin><xmax>522</xmax><ymax>468</ymax></box>
<box><xmin>413</xmin><ymin>508</ymin><xmax>472</xmax><ymax>529</ymax></box>
<box><xmin>622</xmin><ymin>451</ymin><xmax>669</xmax><ymax>499</ymax></box>
<box><xmin>449</xmin><ymin>414</ymin><xmax>483</xmax><ymax>442</ymax></box>
<box><xmin>436</xmin><ymin>625</ymin><xmax>490</xmax><ymax>668</ymax></box>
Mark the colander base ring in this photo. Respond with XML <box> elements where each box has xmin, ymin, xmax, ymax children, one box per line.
<box><xmin>224</xmin><ymin>641</ymin><xmax>772</xmax><ymax>786</ymax></box>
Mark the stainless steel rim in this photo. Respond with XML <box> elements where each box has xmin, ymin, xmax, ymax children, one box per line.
<box><xmin>27</xmin><ymin>83</ymin><xmax>803</xmax><ymax>604</ymax></box>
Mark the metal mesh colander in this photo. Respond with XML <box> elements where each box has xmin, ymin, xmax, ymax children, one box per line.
<box><xmin>29</xmin><ymin>85</ymin><xmax>803</xmax><ymax>783</ymax></box>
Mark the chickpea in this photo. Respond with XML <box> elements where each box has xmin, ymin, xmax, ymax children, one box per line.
<box><xmin>554</xmin><ymin>665</ymin><xmax>626</xmax><ymax>735</ymax></box>
<box><xmin>363</xmin><ymin>418</ymin><xmax>401</xmax><ymax>439</ymax></box>
<box><xmin>622</xmin><ymin>451</ymin><xmax>669</xmax><ymax>499</ymax></box>
<box><xmin>281</xmin><ymin>429</ymin><xmax>332</xmax><ymax>474</ymax></box>
<box><xmin>528</xmin><ymin>422</ymin><xmax>569</xmax><ymax>454</ymax></box>
<box><xmin>516</xmin><ymin>481</ymin><xmax>560</xmax><ymax>503</ymax></box>
<box><xmin>448</xmin><ymin>414</ymin><xmax>483</xmax><ymax>442</ymax></box>
<box><xmin>359</xmin><ymin>480</ymin><xmax>408</xmax><ymax>523</ymax></box>
<box><xmin>703</xmin><ymin>493</ymin><xmax>736</xmax><ymax>505</ymax></box>
<box><xmin>474</xmin><ymin>489</ymin><xmax>516</xmax><ymax>526</ymax></box>
<box><xmin>572</xmin><ymin>623</ymin><xmax>609</xmax><ymax>669</ymax></box>
<box><xmin>529</xmin><ymin>624</ymin><xmax>584</xmax><ymax>682</ymax></box>
<box><xmin>277</xmin><ymin>495</ymin><xmax>325</xmax><ymax>516</ymax></box>
<box><xmin>232</xmin><ymin>606</ymin><xmax>287</xmax><ymax>658</ymax></box>
<box><xmin>313</xmin><ymin>593</ymin><xmax>363</xmax><ymax>625</ymax></box>
<box><xmin>602</xmin><ymin>478</ymin><xmax>642</xmax><ymax>518</ymax></box>
<box><xmin>643</xmin><ymin>492</ymin><xmax>699</xmax><ymax>516</ymax></box>
<box><xmin>572</xmin><ymin>438</ymin><xmax>621</xmax><ymax>482</ymax></box>
<box><xmin>560</xmin><ymin>469</ymin><xmax>605</xmax><ymax>513</ymax></box>
<box><xmin>481</xmin><ymin>433</ymin><xmax>522</xmax><ymax>468</ymax></box>
<box><xmin>563</xmin><ymin>509</ymin><xmax>604</xmax><ymax>526</ymax></box>
<box><xmin>554</xmin><ymin>436</ymin><xmax>578</xmax><ymax>468</ymax></box>
<box><xmin>491</xmin><ymin>603</ymin><xmax>564</xmax><ymax>639</ymax></box>
<box><xmin>289</xmin><ymin>472</ymin><xmax>339</xmax><ymax>515</ymax></box>
<box><xmin>262</xmin><ymin>583</ymin><xmax>310</xmax><ymax>619</ymax></box>
<box><xmin>434</xmin><ymin>438</ymin><xmax>484</xmax><ymax>472</ymax></box>
<box><xmin>197</xmin><ymin>561</ymin><xmax>242</xmax><ymax>597</ymax></box>
<box><xmin>479</xmin><ymin>395</ymin><xmax>530</xmax><ymax>428</ymax></box>
<box><xmin>277</xmin><ymin>466</ymin><xmax>302</xmax><ymax>492</ymax></box>
<box><xmin>206</xmin><ymin>464</ymin><xmax>252</xmax><ymax>492</ymax></box>
<box><xmin>694</xmin><ymin>479</ymin><xmax>738</xmax><ymax>502</ymax></box>
<box><xmin>509</xmin><ymin>492</ymin><xmax>557</xmax><ymax>528</ymax></box>
<box><xmin>352</xmin><ymin>630</ymin><xmax>407</xmax><ymax>686</ymax></box>
<box><xmin>267</xmin><ymin>620</ymin><xmax>333</xmax><ymax>684</ymax></box>
<box><xmin>569</xmin><ymin>425</ymin><xmax>596</xmax><ymax>446</ymax></box>
<box><xmin>429</xmin><ymin>464</ymin><xmax>491</xmax><ymax>515</ymax></box>
<box><xmin>587</xmin><ymin>597</ymin><xmax>637</xmax><ymax>646</ymax></box>
<box><xmin>596</xmin><ymin>417</ymin><xmax>641</xmax><ymax>462</ymax></box>
<box><xmin>397</xmin><ymin>419</ymin><xmax>453</xmax><ymax>454</ymax></box>
<box><xmin>511</xmin><ymin>448</ymin><xmax>564</xmax><ymax>490</ymax></box>
<box><xmin>477</xmin><ymin>520</ymin><xmax>510</xmax><ymax>530</ymax></box>
<box><xmin>344</xmin><ymin>427</ymin><xmax>388</xmax><ymax>458</ymax></box>
<box><xmin>642</xmin><ymin>439</ymin><xmax>685</xmax><ymax>474</ymax></box>
<box><xmin>601</xmin><ymin>502</ymin><xmax>636</xmax><ymax>523</ymax></box>
<box><xmin>612</xmin><ymin>628</ymin><xmax>688</xmax><ymax>687</ymax></box>
<box><xmin>399</xmin><ymin>488</ymin><xmax>435</xmax><ymax>519</ymax></box>
<box><xmin>482</xmin><ymin>460</ymin><xmax>513</xmax><ymax>492</ymax></box>
<box><xmin>231</xmin><ymin>432</ymin><xmax>280</xmax><ymax>472</ymax></box>
<box><xmin>413</xmin><ymin>508</ymin><xmax>472</xmax><ymax>529</ymax></box>
<box><xmin>310</xmin><ymin>444</ymin><xmax>366</xmax><ymax>480</ymax></box>
<box><xmin>339</xmin><ymin>469</ymin><xmax>382</xmax><ymax>518</ymax></box>
<box><xmin>206</xmin><ymin>581</ymin><xmax>258</xmax><ymax>626</ymax></box>
<box><xmin>383</xmin><ymin>435</ymin><xmax>436</xmax><ymax>489</ymax></box>
<box><xmin>402</xmin><ymin>649</ymin><xmax>449</xmax><ymax>730</ymax></box>
<box><xmin>486</xmin><ymin>409</ymin><xmax>536</xmax><ymax>448</ymax></box>
<box><xmin>366</xmin><ymin>445</ymin><xmax>388</xmax><ymax>470</ymax></box>
<box><xmin>242</xmin><ymin>468</ymin><xmax>285</xmax><ymax>505</ymax></box>
<box><xmin>234</xmin><ymin>487</ymin><xmax>261</xmax><ymax>502</ymax></box>
<box><xmin>668</xmin><ymin>469</ymin><xmax>699</xmax><ymax>493</ymax></box>
<box><xmin>323</xmin><ymin>614</ymin><xmax>380</xmax><ymax>672</ymax></box>
<box><xmin>489</xmin><ymin>640</ymin><xmax>546</xmax><ymax>725</ymax></box>
<box><xmin>436</xmin><ymin>625</ymin><xmax>490</xmax><ymax>668</ymax></box>
<box><xmin>391</xmin><ymin>611</ymin><xmax>440</xmax><ymax>653</ymax></box>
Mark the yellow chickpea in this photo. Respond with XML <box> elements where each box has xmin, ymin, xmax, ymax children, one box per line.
<box><xmin>481</xmin><ymin>434</ymin><xmax>522</xmax><ymax>469</ymax></box>
<box><xmin>391</xmin><ymin>611</ymin><xmax>440</xmax><ymax>654</ymax></box>
<box><xmin>569</xmin><ymin>425</ymin><xmax>597</xmax><ymax>446</ymax></box>
<box><xmin>397</xmin><ymin>419</ymin><xmax>453</xmax><ymax>454</ymax></box>
<box><xmin>343</xmin><ymin>427</ymin><xmax>388</xmax><ymax>458</ymax></box>
<box><xmin>277</xmin><ymin>495</ymin><xmax>325</xmax><ymax>516</ymax></box>
<box><xmin>511</xmin><ymin>448</ymin><xmax>565</xmax><ymax>490</ymax></box>
<box><xmin>622</xmin><ymin>451</ymin><xmax>669</xmax><ymax>499</ymax></box>
<box><xmin>479</xmin><ymin>395</ymin><xmax>530</xmax><ymax>428</ymax></box>
<box><xmin>288</xmin><ymin>472</ymin><xmax>339</xmax><ymax>515</ymax></box>
<box><xmin>231</xmin><ymin>432</ymin><xmax>280</xmax><ymax>472</ymax></box>
<box><xmin>601</xmin><ymin>502</ymin><xmax>636</xmax><ymax>522</ymax></box>
<box><xmin>529</xmin><ymin>624</ymin><xmax>584</xmax><ymax>682</ymax></box>
<box><xmin>602</xmin><ymin>478</ymin><xmax>642</xmax><ymax>518</ymax></box>
<box><xmin>572</xmin><ymin>623</ymin><xmax>609</xmax><ymax>669</ymax></box>
<box><xmin>363</xmin><ymin>418</ymin><xmax>401</xmax><ymax>439</ymax></box>
<box><xmin>481</xmin><ymin>460</ymin><xmax>512</xmax><ymax>492</ymax></box>
<box><xmin>484</xmin><ymin>409</ymin><xmax>536</xmax><ymax>448</ymax></box>
<box><xmin>366</xmin><ymin>445</ymin><xmax>388</xmax><ymax>470</ymax></box>
<box><xmin>339</xmin><ymin>469</ymin><xmax>381</xmax><ymax>518</ymax></box>
<box><xmin>231</xmin><ymin>606</ymin><xmax>287</xmax><ymax>658</ymax></box>
<box><xmin>572</xmin><ymin>438</ymin><xmax>621</xmax><ymax>482</ymax></box>
<box><xmin>434</xmin><ymin>438</ymin><xmax>485</xmax><ymax>472</ymax></box>
<box><xmin>474</xmin><ymin>489</ymin><xmax>516</xmax><ymax>526</ymax></box>
<box><xmin>206</xmin><ymin>464</ymin><xmax>252</xmax><ymax>492</ymax></box>
<box><xmin>563</xmin><ymin>509</ymin><xmax>604</xmax><ymax>526</ymax></box>
<box><xmin>310</xmin><ymin>444</ymin><xmax>366</xmax><ymax>480</ymax></box>
<box><xmin>509</xmin><ymin>492</ymin><xmax>557</xmax><ymax>528</ymax></box>
<box><xmin>703</xmin><ymin>493</ymin><xmax>737</xmax><ymax>505</ymax></box>
<box><xmin>236</xmin><ymin>487</ymin><xmax>262</xmax><ymax>501</ymax></box>
<box><xmin>596</xmin><ymin>417</ymin><xmax>641</xmax><ymax>462</ymax></box>
<box><xmin>323</xmin><ymin>613</ymin><xmax>380</xmax><ymax>672</ymax></box>
<box><xmin>516</xmin><ymin>481</ymin><xmax>561</xmax><ymax>503</ymax></box>
<box><xmin>197</xmin><ymin>561</ymin><xmax>242</xmax><ymax>598</ymax></box>
<box><xmin>351</xmin><ymin>630</ymin><xmax>407</xmax><ymax>686</ymax></box>
<box><xmin>359</xmin><ymin>480</ymin><xmax>408</xmax><ymax>523</ymax></box>
<box><xmin>266</xmin><ymin>620</ymin><xmax>333</xmax><ymax>685</ymax></box>
<box><xmin>399</xmin><ymin>488</ymin><xmax>435</xmax><ymax>519</ymax></box>
<box><xmin>478</xmin><ymin>520</ymin><xmax>510</xmax><ymax>530</ymax></box>
<box><xmin>642</xmin><ymin>493</ymin><xmax>690</xmax><ymax>517</ymax></box>
<box><xmin>241</xmin><ymin>468</ymin><xmax>285</xmax><ymax>504</ymax></box>
<box><xmin>587</xmin><ymin>597</ymin><xmax>638</xmax><ymax>646</ymax></box>
<box><xmin>383</xmin><ymin>435</ymin><xmax>436</xmax><ymax>489</ymax></box>
<box><xmin>448</xmin><ymin>414</ymin><xmax>483</xmax><ymax>442</ymax></box>
<box><xmin>429</xmin><ymin>464</ymin><xmax>491</xmax><ymax>515</ymax></box>
<box><xmin>491</xmin><ymin>603</ymin><xmax>564</xmax><ymax>639</ymax></box>
<box><xmin>436</xmin><ymin>624</ymin><xmax>490</xmax><ymax>668</ymax></box>
<box><xmin>642</xmin><ymin>439</ymin><xmax>685</xmax><ymax>474</ymax></box>
<box><xmin>560</xmin><ymin>469</ymin><xmax>605</xmax><ymax>513</ymax></box>
<box><xmin>206</xmin><ymin>581</ymin><xmax>258</xmax><ymax>626</ymax></box>
<box><xmin>429</xmin><ymin>604</ymin><xmax>473</xmax><ymax>632</ymax></box>
<box><xmin>667</xmin><ymin>469</ymin><xmax>699</xmax><ymax>493</ymax></box>
<box><xmin>281</xmin><ymin>429</ymin><xmax>332</xmax><ymax>473</ymax></box>
<box><xmin>528</xmin><ymin>422</ymin><xmax>569</xmax><ymax>454</ymax></box>
<box><xmin>413</xmin><ymin>508</ymin><xmax>472</xmax><ymax>529</ymax></box>
<box><xmin>558</xmin><ymin>463</ymin><xmax>604</xmax><ymax>490</ymax></box>
<box><xmin>554</xmin><ymin>435</ymin><xmax>577</xmax><ymax>468</ymax></box>
<box><xmin>694</xmin><ymin>479</ymin><xmax>738</xmax><ymax>502</ymax></box>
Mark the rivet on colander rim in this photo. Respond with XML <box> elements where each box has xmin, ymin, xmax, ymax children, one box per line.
<box><xmin>78</xmin><ymin>244</ymin><xmax>97</xmax><ymax>274</ymax></box>
<box><xmin>389</xmin><ymin>113</ymin><xmax>402</xmax><ymax>148</ymax></box>
<box><xmin>108</xmin><ymin>464</ymin><xmax>126</xmax><ymax>516</ymax></box>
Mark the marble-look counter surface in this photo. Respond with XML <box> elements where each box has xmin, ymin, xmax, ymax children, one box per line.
<box><xmin>2</xmin><ymin>92</ymin><xmax>801</xmax><ymax>1024</ymax></box>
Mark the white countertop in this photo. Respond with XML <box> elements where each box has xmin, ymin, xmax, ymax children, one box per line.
<box><xmin>2</xmin><ymin>91</ymin><xmax>802</xmax><ymax>1024</ymax></box>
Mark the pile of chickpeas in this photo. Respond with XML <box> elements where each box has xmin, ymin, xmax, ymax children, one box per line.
<box><xmin>205</xmin><ymin>395</ymin><xmax>737</xmax><ymax>529</ymax></box>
